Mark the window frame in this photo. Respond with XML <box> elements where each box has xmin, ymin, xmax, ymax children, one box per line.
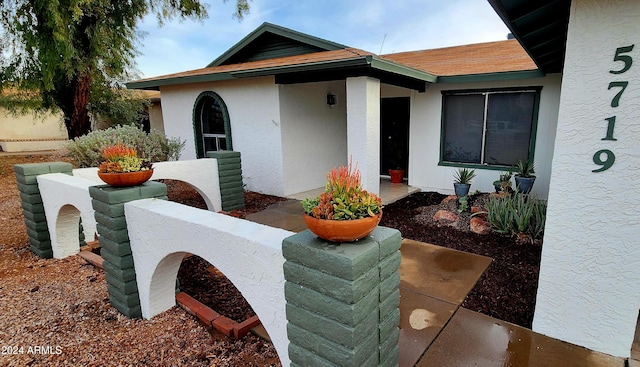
<box><xmin>438</xmin><ymin>86</ymin><xmax>542</xmax><ymax>171</ymax></box>
<box><xmin>192</xmin><ymin>91</ymin><xmax>233</xmax><ymax>158</ymax></box>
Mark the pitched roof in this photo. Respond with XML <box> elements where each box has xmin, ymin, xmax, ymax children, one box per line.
<box><xmin>381</xmin><ymin>39</ymin><xmax>538</xmax><ymax>76</ymax></box>
<box><xmin>208</xmin><ymin>22</ymin><xmax>347</xmax><ymax>67</ymax></box>
<box><xmin>127</xmin><ymin>24</ymin><xmax>541</xmax><ymax>91</ymax></box>
<box><xmin>128</xmin><ymin>48</ymin><xmax>379</xmax><ymax>89</ymax></box>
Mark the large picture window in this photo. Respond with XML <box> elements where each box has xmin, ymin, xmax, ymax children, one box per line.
<box><xmin>441</xmin><ymin>88</ymin><xmax>540</xmax><ymax>167</ymax></box>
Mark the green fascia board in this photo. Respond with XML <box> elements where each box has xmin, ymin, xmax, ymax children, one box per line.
<box><xmin>436</xmin><ymin>69</ymin><xmax>545</xmax><ymax>84</ymax></box>
<box><xmin>208</xmin><ymin>22</ymin><xmax>348</xmax><ymax>67</ymax></box>
<box><xmin>126</xmin><ymin>72</ymin><xmax>237</xmax><ymax>90</ymax></box>
<box><xmin>235</xmin><ymin>55</ymin><xmax>437</xmax><ymax>85</ymax></box>
<box><xmin>127</xmin><ymin>56</ymin><xmax>435</xmax><ymax>91</ymax></box>
<box><xmin>127</xmin><ymin>58</ymin><xmax>371</xmax><ymax>90</ymax></box>
<box><xmin>127</xmin><ymin>53</ymin><xmax>539</xmax><ymax>91</ymax></box>
<box><xmin>370</xmin><ymin>56</ymin><xmax>438</xmax><ymax>83</ymax></box>
<box><xmin>230</xmin><ymin>57</ymin><xmax>372</xmax><ymax>78</ymax></box>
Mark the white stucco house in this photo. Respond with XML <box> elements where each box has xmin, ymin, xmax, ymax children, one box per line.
<box><xmin>129</xmin><ymin>0</ymin><xmax>640</xmax><ymax>360</ymax></box>
<box><xmin>127</xmin><ymin>19</ymin><xmax>559</xmax><ymax>200</ymax></box>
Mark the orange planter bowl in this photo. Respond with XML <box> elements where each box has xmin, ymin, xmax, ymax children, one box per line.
<box><xmin>97</xmin><ymin>169</ymin><xmax>154</xmax><ymax>187</ymax></box>
<box><xmin>303</xmin><ymin>212</ymin><xmax>382</xmax><ymax>243</ymax></box>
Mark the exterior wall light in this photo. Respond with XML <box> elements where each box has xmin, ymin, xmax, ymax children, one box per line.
<box><xmin>327</xmin><ymin>93</ymin><xmax>337</xmax><ymax>106</ymax></box>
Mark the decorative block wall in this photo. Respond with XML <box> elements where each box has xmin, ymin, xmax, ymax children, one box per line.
<box><xmin>13</xmin><ymin>162</ymin><xmax>73</xmax><ymax>258</ymax></box>
<box><xmin>283</xmin><ymin>227</ymin><xmax>401</xmax><ymax>367</ymax></box>
<box><xmin>206</xmin><ymin>151</ymin><xmax>244</xmax><ymax>211</ymax></box>
<box><xmin>89</xmin><ymin>181</ymin><xmax>167</xmax><ymax>318</ymax></box>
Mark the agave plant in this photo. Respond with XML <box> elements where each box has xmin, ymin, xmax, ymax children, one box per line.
<box><xmin>516</xmin><ymin>160</ymin><xmax>536</xmax><ymax>178</ymax></box>
<box><xmin>453</xmin><ymin>168</ymin><xmax>477</xmax><ymax>184</ymax></box>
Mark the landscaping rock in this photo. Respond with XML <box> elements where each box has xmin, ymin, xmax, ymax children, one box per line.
<box><xmin>441</xmin><ymin>195</ymin><xmax>458</xmax><ymax>204</ymax></box>
<box><xmin>470</xmin><ymin>217</ymin><xmax>492</xmax><ymax>235</ymax></box>
<box><xmin>433</xmin><ymin>210</ymin><xmax>459</xmax><ymax>224</ymax></box>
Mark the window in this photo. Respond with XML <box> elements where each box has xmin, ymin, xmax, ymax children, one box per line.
<box><xmin>193</xmin><ymin>92</ymin><xmax>232</xmax><ymax>158</ymax></box>
<box><xmin>441</xmin><ymin>88</ymin><xmax>540</xmax><ymax>167</ymax></box>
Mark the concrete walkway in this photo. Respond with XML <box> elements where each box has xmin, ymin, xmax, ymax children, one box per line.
<box><xmin>246</xmin><ymin>200</ymin><xmax>626</xmax><ymax>367</ymax></box>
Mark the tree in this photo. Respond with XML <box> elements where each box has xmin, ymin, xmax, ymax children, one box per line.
<box><xmin>0</xmin><ymin>0</ymin><xmax>250</xmax><ymax>139</ymax></box>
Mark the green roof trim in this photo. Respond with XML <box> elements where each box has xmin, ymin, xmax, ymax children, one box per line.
<box><xmin>436</xmin><ymin>69</ymin><xmax>545</xmax><ymax>83</ymax></box>
<box><xmin>126</xmin><ymin>72</ymin><xmax>236</xmax><ymax>90</ymax></box>
<box><xmin>126</xmin><ymin>60</ymin><xmax>538</xmax><ymax>91</ymax></box>
<box><xmin>208</xmin><ymin>22</ymin><xmax>348</xmax><ymax>67</ymax></box>
<box><xmin>371</xmin><ymin>56</ymin><xmax>438</xmax><ymax>83</ymax></box>
<box><xmin>126</xmin><ymin>54</ymin><xmax>438</xmax><ymax>91</ymax></box>
<box><xmin>230</xmin><ymin>57</ymin><xmax>371</xmax><ymax>78</ymax></box>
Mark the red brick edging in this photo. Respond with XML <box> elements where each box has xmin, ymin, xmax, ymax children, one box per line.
<box><xmin>175</xmin><ymin>292</ymin><xmax>261</xmax><ymax>338</ymax></box>
<box><xmin>78</xmin><ymin>250</ymin><xmax>104</xmax><ymax>269</ymax></box>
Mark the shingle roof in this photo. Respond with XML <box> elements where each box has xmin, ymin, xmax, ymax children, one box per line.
<box><xmin>128</xmin><ymin>34</ymin><xmax>539</xmax><ymax>90</ymax></box>
<box><xmin>131</xmin><ymin>48</ymin><xmax>375</xmax><ymax>85</ymax></box>
<box><xmin>381</xmin><ymin>39</ymin><xmax>537</xmax><ymax>76</ymax></box>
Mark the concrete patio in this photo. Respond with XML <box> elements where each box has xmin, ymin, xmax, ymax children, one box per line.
<box><xmin>246</xmin><ymin>198</ymin><xmax>626</xmax><ymax>367</ymax></box>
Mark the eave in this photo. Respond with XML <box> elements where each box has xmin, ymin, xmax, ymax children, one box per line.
<box><xmin>127</xmin><ymin>54</ymin><xmax>438</xmax><ymax>92</ymax></box>
<box><xmin>487</xmin><ymin>0</ymin><xmax>571</xmax><ymax>74</ymax></box>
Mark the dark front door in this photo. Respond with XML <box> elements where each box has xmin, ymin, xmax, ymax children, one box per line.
<box><xmin>380</xmin><ymin>97</ymin><xmax>410</xmax><ymax>177</ymax></box>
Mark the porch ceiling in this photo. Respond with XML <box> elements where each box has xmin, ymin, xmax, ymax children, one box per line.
<box><xmin>488</xmin><ymin>0</ymin><xmax>571</xmax><ymax>74</ymax></box>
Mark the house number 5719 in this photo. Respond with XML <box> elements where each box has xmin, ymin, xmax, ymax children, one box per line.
<box><xmin>593</xmin><ymin>44</ymin><xmax>634</xmax><ymax>172</ymax></box>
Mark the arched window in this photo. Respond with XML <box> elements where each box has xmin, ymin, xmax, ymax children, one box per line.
<box><xmin>193</xmin><ymin>91</ymin><xmax>232</xmax><ymax>158</ymax></box>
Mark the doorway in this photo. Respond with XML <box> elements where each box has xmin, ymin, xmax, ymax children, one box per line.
<box><xmin>380</xmin><ymin>97</ymin><xmax>410</xmax><ymax>177</ymax></box>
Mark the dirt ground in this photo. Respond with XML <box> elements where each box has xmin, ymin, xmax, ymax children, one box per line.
<box><xmin>0</xmin><ymin>154</ymin><xmax>541</xmax><ymax>366</ymax></box>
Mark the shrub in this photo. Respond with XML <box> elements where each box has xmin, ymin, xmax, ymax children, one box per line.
<box><xmin>66</xmin><ymin>125</ymin><xmax>185</xmax><ymax>168</ymax></box>
<box><xmin>486</xmin><ymin>192</ymin><xmax>547</xmax><ymax>241</ymax></box>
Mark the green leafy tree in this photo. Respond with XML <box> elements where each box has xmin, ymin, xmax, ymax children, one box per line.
<box><xmin>0</xmin><ymin>0</ymin><xmax>250</xmax><ymax>139</ymax></box>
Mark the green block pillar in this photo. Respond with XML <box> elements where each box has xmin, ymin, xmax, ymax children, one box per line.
<box><xmin>283</xmin><ymin>227</ymin><xmax>402</xmax><ymax>367</ymax></box>
<box><xmin>206</xmin><ymin>151</ymin><xmax>245</xmax><ymax>211</ymax></box>
<box><xmin>89</xmin><ymin>181</ymin><xmax>167</xmax><ymax>318</ymax></box>
<box><xmin>13</xmin><ymin>162</ymin><xmax>73</xmax><ymax>258</ymax></box>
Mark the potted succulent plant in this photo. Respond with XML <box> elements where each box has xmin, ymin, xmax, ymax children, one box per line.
<box><xmin>493</xmin><ymin>171</ymin><xmax>513</xmax><ymax>193</ymax></box>
<box><xmin>514</xmin><ymin>160</ymin><xmax>536</xmax><ymax>194</ymax></box>
<box><xmin>97</xmin><ymin>143</ymin><xmax>154</xmax><ymax>187</ymax></box>
<box><xmin>453</xmin><ymin>168</ymin><xmax>476</xmax><ymax>197</ymax></box>
<box><xmin>301</xmin><ymin>162</ymin><xmax>383</xmax><ymax>242</ymax></box>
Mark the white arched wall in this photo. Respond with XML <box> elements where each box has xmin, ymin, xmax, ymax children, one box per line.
<box><xmin>73</xmin><ymin>159</ymin><xmax>222</xmax><ymax>212</ymax></box>
<box><xmin>124</xmin><ymin>198</ymin><xmax>292</xmax><ymax>366</ymax></box>
<box><xmin>36</xmin><ymin>173</ymin><xmax>99</xmax><ymax>258</ymax></box>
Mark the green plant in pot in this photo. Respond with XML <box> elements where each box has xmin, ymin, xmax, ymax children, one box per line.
<box><xmin>301</xmin><ymin>162</ymin><xmax>383</xmax><ymax>242</ymax></box>
<box><xmin>514</xmin><ymin>160</ymin><xmax>536</xmax><ymax>194</ymax></box>
<box><xmin>493</xmin><ymin>171</ymin><xmax>513</xmax><ymax>193</ymax></box>
<box><xmin>453</xmin><ymin>168</ymin><xmax>476</xmax><ymax>197</ymax></box>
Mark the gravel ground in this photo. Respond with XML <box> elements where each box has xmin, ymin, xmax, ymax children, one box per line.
<box><xmin>0</xmin><ymin>155</ymin><xmax>280</xmax><ymax>367</ymax></box>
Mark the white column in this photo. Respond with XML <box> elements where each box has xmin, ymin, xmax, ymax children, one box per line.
<box><xmin>346</xmin><ymin>76</ymin><xmax>380</xmax><ymax>194</ymax></box>
<box><xmin>533</xmin><ymin>0</ymin><xmax>640</xmax><ymax>358</ymax></box>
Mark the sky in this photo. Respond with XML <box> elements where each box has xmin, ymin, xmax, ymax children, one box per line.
<box><xmin>134</xmin><ymin>0</ymin><xmax>511</xmax><ymax>79</ymax></box>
